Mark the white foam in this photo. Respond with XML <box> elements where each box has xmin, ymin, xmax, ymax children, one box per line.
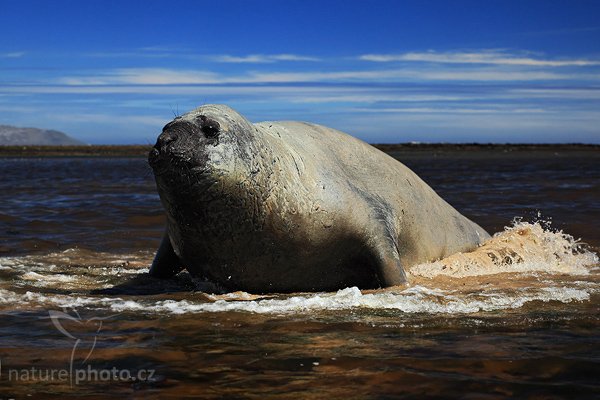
<box><xmin>104</xmin><ymin>267</ymin><xmax>149</xmax><ymax>275</ymax></box>
<box><xmin>0</xmin><ymin>289</ymin><xmax>22</xmax><ymax>304</ymax></box>
<box><xmin>1</xmin><ymin>285</ymin><xmax>591</xmax><ymax>315</ymax></box>
<box><xmin>0</xmin><ymin>251</ymin><xmax>150</xmax><ymax>290</ymax></box>
<box><xmin>114</xmin><ymin>286</ymin><xmax>592</xmax><ymax>314</ymax></box>
<box><xmin>22</xmin><ymin>271</ymin><xmax>77</xmax><ymax>283</ymax></box>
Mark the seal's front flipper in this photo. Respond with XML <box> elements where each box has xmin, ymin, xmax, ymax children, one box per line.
<box><xmin>149</xmin><ymin>232</ymin><xmax>185</xmax><ymax>278</ymax></box>
<box><xmin>369</xmin><ymin>238</ymin><xmax>407</xmax><ymax>287</ymax></box>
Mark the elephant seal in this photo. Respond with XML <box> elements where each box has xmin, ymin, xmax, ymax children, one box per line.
<box><xmin>148</xmin><ymin>104</ymin><xmax>490</xmax><ymax>293</ymax></box>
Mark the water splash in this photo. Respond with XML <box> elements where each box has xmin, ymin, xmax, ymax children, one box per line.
<box><xmin>0</xmin><ymin>221</ymin><xmax>598</xmax><ymax>316</ymax></box>
<box><xmin>410</xmin><ymin>220</ymin><xmax>598</xmax><ymax>279</ymax></box>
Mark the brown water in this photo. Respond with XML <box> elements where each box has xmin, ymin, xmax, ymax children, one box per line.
<box><xmin>0</xmin><ymin>150</ymin><xmax>598</xmax><ymax>399</ymax></box>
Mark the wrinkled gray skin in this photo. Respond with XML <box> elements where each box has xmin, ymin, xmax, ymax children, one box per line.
<box><xmin>148</xmin><ymin>104</ymin><xmax>490</xmax><ymax>293</ymax></box>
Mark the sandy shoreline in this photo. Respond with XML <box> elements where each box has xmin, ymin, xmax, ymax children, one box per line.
<box><xmin>0</xmin><ymin>143</ymin><xmax>598</xmax><ymax>158</ymax></box>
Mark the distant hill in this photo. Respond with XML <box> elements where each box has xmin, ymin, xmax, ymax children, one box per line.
<box><xmin>0</xmin><ymin>125</ymin><xmax>85</xmax><ymax>145</ymax></box>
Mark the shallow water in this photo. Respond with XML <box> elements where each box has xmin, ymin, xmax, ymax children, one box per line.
<box><xmin>0</xmin><ymin>150</ymin><xmax>599</xmax><ymax>399</ymax></box>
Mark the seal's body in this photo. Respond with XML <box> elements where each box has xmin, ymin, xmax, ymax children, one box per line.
<box><xmin>149</xmin><ymin>104</ymin><xmax>489</xmax><ymax>293</ymax></box>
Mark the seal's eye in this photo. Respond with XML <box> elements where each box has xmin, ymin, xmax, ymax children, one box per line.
<box><xmin>197</xmin><ymin>115</ymin><xmax>220</xmax><ymax>138</ymax></box>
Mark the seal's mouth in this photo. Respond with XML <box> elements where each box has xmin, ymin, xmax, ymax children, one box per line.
<box><xmin>148</xmin><ymin>146</ymin><xmax>173</xmax><ymax>176</ymax></box>
<box><xmin>148</xmin><ymin>144</ymin><xmax>184</xmax><ymax>177</ymax></box>
<box><xmin>149</xmin><ymin>145</ymin><xmax>210</xmax><ymax>179</ymax></box>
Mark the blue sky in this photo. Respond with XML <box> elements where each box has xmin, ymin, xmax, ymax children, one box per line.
<box><xmin>1</xmin><ymin>0</ymin><xmax>599</xmax><ymax>144</ymax></box>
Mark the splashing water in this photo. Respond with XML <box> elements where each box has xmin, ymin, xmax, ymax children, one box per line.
<box><xmin>410</xmin><ymin>220</ymin><xmax>599</xmax><ymax>279</ymax></box>
<box><xmin>0</xmin><ymin>221</ymin><xmax>597</xmax><ymax>316</ymax></box>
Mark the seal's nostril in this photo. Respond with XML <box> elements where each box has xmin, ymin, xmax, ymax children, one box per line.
<box><xmin>148</xmin><ymin>147</ymin><xmax>161</xmax><ymax>164</ymax></box>
<box><xmin>158</xmin><ymin>131</ymin><xmax>178</xmax><ymax>147</ymax></box>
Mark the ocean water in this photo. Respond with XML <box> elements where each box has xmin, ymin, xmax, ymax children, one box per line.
<box><xmin>0</xmin><ymin>149</ymin><xmax>598</xmax><ymax>399</ymax></box>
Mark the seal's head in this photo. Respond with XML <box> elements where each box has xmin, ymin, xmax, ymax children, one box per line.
<box><xmin>148</xmin><ymin>104</ymin><xmax>275</xmax><ymax>234</ymax></box>
<box><xmin>148</xmin><ymin>104</ymin><xmax>277</xmax><ymax>272</ymax></box>
<box><xmin>148</xmin><ymin>104</ymin><xmax>256</xmax><ymax>180</ymax></box>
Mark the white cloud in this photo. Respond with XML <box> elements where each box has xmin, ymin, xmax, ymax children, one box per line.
<box><xmin>341</xmin><ymin>108</ymin><xmax>600</xmax><ymax>136</ymax></box>
<box><xmin>415</xmin><ymin>69</ymin><xmax>567</xmax><ymax>81</ymax></box>
<box><xmin>55</xmin><ymin>67</ymin><xmax>579</xmax><ymax>85</ymax></box>
<box><xmin>58</xmin><ymin>68</ymin><xmax>222</xmax><ymax>85</ymax></box>
<box><xmin>210</xmin><ymin>54</ymin><xmax>320</xmax><ymax>63</ymax></box>
<box><xmin>288</xmin><ymin>94</ymin><xmax>470</xmax><ymax>104</ymax></box>
<box><xmin>88</xmin><ymin>51</ymin><xmax>171</xmax><ymax>58</ymax></box>
<box><xmin>0</xmin><ymin>104</ymin><xmax>38</xmax><ymax>113</ymax></box>
<box><xmin>271</xmin><ymin>54</ymin><xmax>321</xmax><ymax>62</ymax></box>
<box><xmin>509</xmin><ymin>88</ymin><xmax>600</xmax><ymax>99</ymax></box>
<box><xmin>353</xmin><ymin>107</ymin><xmax>548</xmax><ymax>114</ymax></box>
<box><xmin>84</xmin><ymin>49</ymin><xmax>323</xmax><ymax>63</ymax></box>
<box><xmin>360</xmin><ymin>50</ymin><xmax>600</xmax><ymax>67</ymax></box>
<box><xmin>87</xmin><ymin>46</ymin><xmax>194</xmax><ymax>58</ymax></box>
<box><xmin>51</xmin><ymin>112</ymin><xmax>167</xmax><ymax>126</ymax></box>
<box><xmin>88</xmin><ymin>67</ymin><xmax>573</xmax><ymax>85</ymax></box>
<box><xmin>2</xmin><ymin>51</ymin><xmax>25</xmax><ymax>58</ymax></box>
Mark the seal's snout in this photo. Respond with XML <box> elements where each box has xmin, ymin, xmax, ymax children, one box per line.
<box><xmin>149</xmin><ymin>116</ymin><xmax>222</xmax><ymax>173</ymax></box>
<box><xmin>149</xmin><ymin>129</ymin><xmax>178</xmax><ymax>166</ymax></box>
<box><xmin>151</xmin><ymin>121</ymin><xmax>184</xmax><ymax>156</ymax></box>
<box><xmin>148</xmin><ymin>123</ymin><xmax>184</xmax><ymax>169</ymax></box>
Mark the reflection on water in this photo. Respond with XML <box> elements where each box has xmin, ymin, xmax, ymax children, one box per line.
<box><xmin>0</xmin><ymin>150</ymin><xmax>598</xmax><ymax>398</ymax></box>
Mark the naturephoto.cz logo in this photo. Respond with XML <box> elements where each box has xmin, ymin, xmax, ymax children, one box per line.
<box><xmin>0</xmin><ymin>309</ymin><xmax>156</xmax><ymax>386</ymax></box>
